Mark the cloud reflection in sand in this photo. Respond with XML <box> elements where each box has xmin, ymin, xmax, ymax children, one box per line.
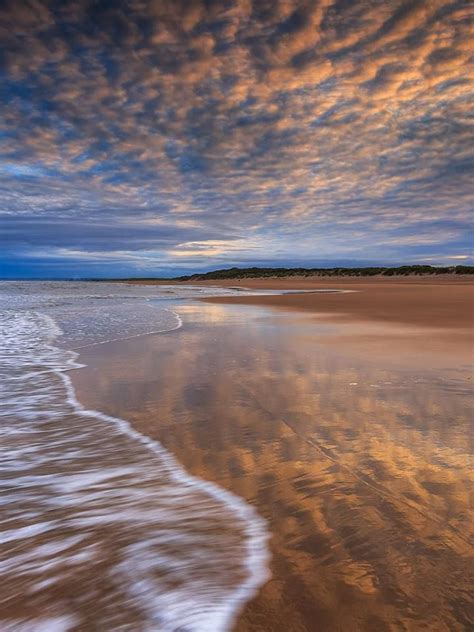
<box><xmin>74</xmin><ymin>301</ymin><xmax>473</xmax><ymax>631</ymax></box>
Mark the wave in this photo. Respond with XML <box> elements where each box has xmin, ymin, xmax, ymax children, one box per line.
<box><xmin>0</xmin><ymin>310</ymin><xmax>270</xmax><ymax>631</ymax></box>
<box><xmin>71</xmin><ymin>308</ymin><xmax>184</xmax><ymax>350</ymax></box>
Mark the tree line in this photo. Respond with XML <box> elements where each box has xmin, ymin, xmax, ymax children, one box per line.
<box><xmin>174</xmin><ymin>265</ymin><xmax>473</xmax><ymax>281</ymax></box>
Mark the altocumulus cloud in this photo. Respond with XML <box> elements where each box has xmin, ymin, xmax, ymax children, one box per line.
<box><xmin>0</xmin><ymin>0</ymin><xmax>472</xmax><ymax>276</ymax></box>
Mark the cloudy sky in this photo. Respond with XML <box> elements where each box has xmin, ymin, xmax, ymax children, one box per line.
<box><xmin>1</xmin><ymin>0</ymin><xmax>472</xmax><ymax>277</ymax></box>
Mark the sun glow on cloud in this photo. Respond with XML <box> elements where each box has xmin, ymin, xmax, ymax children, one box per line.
<box><xmin>0</xmin><ymin>0</ymin><xmax>473</xmax><ymax>277</ymax></box>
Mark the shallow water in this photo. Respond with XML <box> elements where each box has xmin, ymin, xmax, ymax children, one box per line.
<box><xmin>73</xmin><ymin>301</ymin><xmax>474</xmax><ymax>632</ymax></box>
<box><xmin>1</xmin><ymin>283</ymin><xmax>472</xmax><ymax>631</ymax></box>
<box><xmin>0</xmin><ymin>283</ymin><xmax>274</xmax><ymax>631</ymax></box>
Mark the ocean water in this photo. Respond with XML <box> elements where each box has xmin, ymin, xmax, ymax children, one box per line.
<box><xmin>0</xmin><ymin>282</ymin><xmax>272</xmax><ymax>632</ymax></box>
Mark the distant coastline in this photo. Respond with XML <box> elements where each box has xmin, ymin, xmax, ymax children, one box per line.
<box><xmin>113</xmin><ymin>264</ymin><xmax>474</xmax><ymax>282</ymax></box>
<box><xmin>5</xmin><ymin>264</ymin><xmax>471</xmax><ymax>282</ymax></box>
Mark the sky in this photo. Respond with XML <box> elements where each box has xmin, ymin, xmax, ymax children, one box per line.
<box><xmin>1</xmin><ymin>0</ymin><xmax>473</xmax><ymax>278</ymax></box>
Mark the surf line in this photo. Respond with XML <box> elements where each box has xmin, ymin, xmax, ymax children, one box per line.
<box><xmin>39</xmin><ymin>310</ymin><xmax>272</xmax><ymax>631</ymax></box>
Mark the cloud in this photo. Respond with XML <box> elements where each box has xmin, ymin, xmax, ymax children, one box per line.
<box><xmin>0</xmin><ymin>0</ymin><xmax>472</xmax><ymax>276</ymax></box>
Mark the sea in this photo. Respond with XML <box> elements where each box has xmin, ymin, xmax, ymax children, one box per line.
<box><xmin>0</xmin><ymin>281</ymin><xmax>272</xmax><ymax>632</ymax></box>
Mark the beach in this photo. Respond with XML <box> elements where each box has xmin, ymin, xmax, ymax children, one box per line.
<box><xmin>70</xmin><ymin>278</ymin><xmax>474</xmax><ymax>631</ymax></box>
<box><xmin>184</xmin><ymin>275</ymin><xmax>473</xmax><ymax>327</ymax></box>
<box><xmin>1</xmin><ymin>282</ymin><xmax>273</xmax><ymax>631</ymax></box>
<box><xmin>4</xmin><ymin>0</ymin><xmax>473</xmax><ymax>628</ymax></box>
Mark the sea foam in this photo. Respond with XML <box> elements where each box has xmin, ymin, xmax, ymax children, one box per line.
<box><xmin>0</xmin><ymin>282</ymin><xmax>270</xmax><ymax>631</ymax></box>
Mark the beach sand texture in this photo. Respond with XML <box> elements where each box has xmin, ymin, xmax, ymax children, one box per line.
<box><xmin>72</xmin><ymin>280</ymin><xmax>474</xmax><ymax>631</ymax></box>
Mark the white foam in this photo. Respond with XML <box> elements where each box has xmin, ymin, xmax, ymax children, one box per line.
<box><xmin>0</xmin><ymin>307</ymin><xmax>271</xmax><ymax>631</ymax></box>
<box><xmin>2</xmin><ymin>616</ymin><xmax>79</xmax><ymax>632</ymax></box>
<box><xmin>54</xmin><ymin>317</ymin><xmax>271</xmax><ymax>631</ymax></box>
<box><xmin>72</xmin><ymin>307</ymin><xmax>183</xmax><ymax>349</ymax></box>
<box><xmin>1</xmin><ymin>521</ymin><xmax>60</xmax><ymax>545</ymax></box>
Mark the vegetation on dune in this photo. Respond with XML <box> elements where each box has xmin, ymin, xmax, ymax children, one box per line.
<box><xmin>110</xmin><ymin>265</ymin><xmax>473</xmax><ymax>282</ymax></box>
<box><xmin>174</xmin><ymin>265</ymin><xmax>473</xmax><ymax>281</ymax></box>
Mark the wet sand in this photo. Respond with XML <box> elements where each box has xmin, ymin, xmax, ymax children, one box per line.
<box><xmin>195</xmin><ymin>277</ymin><xmax>474</xmax><ymax>331</ymax></box>
<box><xmin>71</xmin><ymin>295</ymin><xmax>474</xmax><ymax>631</ymax></box>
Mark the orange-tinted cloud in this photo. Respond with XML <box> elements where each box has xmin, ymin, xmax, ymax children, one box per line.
<box><xmin>0</xmin><ymin>1</ymin><xmax>472</xmax><ymax>275</ymax></box>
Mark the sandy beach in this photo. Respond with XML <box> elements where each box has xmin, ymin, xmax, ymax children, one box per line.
<box><xmin>182</xmin><ymin>276</ymin><xmax>473</xmax><ymax>329</ymax></box>
<box><xmin>71</xmin><ymin>280</ymin><xmax>474</xmax><ymax>631</ymax></box>
<box><xmin>199</xmin><ymin>277</ymin><xmax>474</xmax><ymax>368</ymax></box>
<box><xmin>4</xmin><ymin>0</ymin><xmax>473</xmax><ymax>627</ymax></box>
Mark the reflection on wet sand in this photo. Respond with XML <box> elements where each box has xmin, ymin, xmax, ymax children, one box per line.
<box><xmin>73</xmin><ymin>302</ymin><xmax>473</xmax><ymax>632</ymax></box>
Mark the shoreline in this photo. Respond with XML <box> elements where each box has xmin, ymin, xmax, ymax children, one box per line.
<box><xmin>122</xmin><ymin>276</ymin><xmax>474</xmax><ymax>329</ymax></box>
<box><xmin>192</xmin><ymin>277</ymin><xmax>474</xmax><ymax>331</ymax></box>
<box><xmin>71</xmin><ymin>294</ymin><xmax>474</xmax><ymax>632</ymax></box>
<box><xmin>122</xmin><ymin>273</ymin><xmax>474</xmax><ymax>287</ymax></box>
